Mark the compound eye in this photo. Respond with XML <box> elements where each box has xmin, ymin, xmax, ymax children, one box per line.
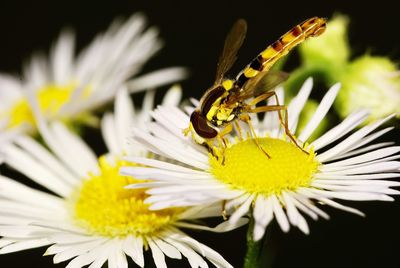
<box><xmin>190</xmin><ymin>111</ymin><xmax>218</xmax><ymax>139</ymax></box>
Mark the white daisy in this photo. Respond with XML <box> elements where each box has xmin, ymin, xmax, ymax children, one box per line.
<box><xmin>0</xmin><ymin>13</ymin><xmax>187</xmax><ymax>143</ymax></box>
<box><xmin>121</xmin><ymin>77</ymin><xmax>400</xmax><ymax>241</ymax></box>
<box><xmin>0</xmin><ymin>86</ymin><xmax>244</xmax><ymax>268</ymax></box>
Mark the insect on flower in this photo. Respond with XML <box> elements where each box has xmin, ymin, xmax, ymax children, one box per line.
<box><xmin>185</xmin><ymin>17</ymin><xmax>327</xmax><ymax>157</ymax></box>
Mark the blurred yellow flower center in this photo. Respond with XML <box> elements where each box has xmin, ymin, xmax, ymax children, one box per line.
<box><xmin>72</xmin><ymin>157</ymin><xmax>182</xmax><ymax>238</ymax></box>
<box><xmin>210</xmin><ymin>138</ymin><xmax>319</xmax><ymax>196</ymax></box>
<box><xmin>5</xmin><ymin>83</ymin><xmax>76</xmax><ymax>129</ymax></box>
<box><xmin>3</xmin><ymin>82</ymin><xmax>92</xmax><ymax>130</ymax></box>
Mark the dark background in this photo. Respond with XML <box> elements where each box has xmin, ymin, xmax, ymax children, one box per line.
<box><xmin>1</xmin><ymin>0</ymin><xmax>400</xmax><ymax>267</ymax></box>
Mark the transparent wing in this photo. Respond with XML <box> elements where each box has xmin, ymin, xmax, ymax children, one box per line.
<box><xmin>227</xmin><ymin>71</ymin><xmax>289</xmax><ymax>104</ymax></box>
<box><xmin>214</xmin><ymin>19</ymin><xmax>247</xmax><ymax>85</ymax></box>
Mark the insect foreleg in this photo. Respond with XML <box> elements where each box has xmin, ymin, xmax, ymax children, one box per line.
<box><xmin>247</xmin><ymin>104</ymin><xmax>308</xmax><ymax>154</ymax></box>
<box><xmin>238</xmin><ymin>113</ymin><xmax>271</xmax><ymax>158</ymax></box>
<box><xmin>233</xmin><ymin>120</ymin><xmax>244</xmax><ymax>141</ymax></box>
<box><xmin>247</xmin><ymin>91</ymin><xmax>276</xmax><ymax>106</ymax></box>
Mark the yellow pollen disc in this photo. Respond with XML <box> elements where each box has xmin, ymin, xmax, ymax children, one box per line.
<box><xmin>72</xmin><ymin>156</ymin><xmax>183</xmax><ymax>238</ymax></box>
<box><xmin>210</xmin><ymin>138</ymin><xmax>319</xmax><ymax>196</ymax></box>
<box><xmin>2</xmin><ymin>81</ymin><xmax>91</xmax><ymax>130</ymax></box>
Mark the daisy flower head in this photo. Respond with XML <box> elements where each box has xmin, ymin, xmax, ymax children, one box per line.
<box><xmin>122</xmin><ymin>77</ymin><xmax>400</xmax><ymax>241</ymax></box>
<box><xmin>0</xmin><ymin>13</ymin><xmax>187</xmax><ymax>143</ymax></box>
<box><xmin>0</xmin><ymin>86</ymin><xmax>244</xmax><ymax>268</ymax></box>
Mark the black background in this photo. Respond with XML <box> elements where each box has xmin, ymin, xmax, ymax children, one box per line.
<box><xmin>1</xmin><ymin>0</ymin><xmax>400</xmax><ymax>267</ymax></box>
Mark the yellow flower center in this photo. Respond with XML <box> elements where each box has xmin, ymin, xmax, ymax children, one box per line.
<box><xmin>210</xmin><ymin>138</ymin><xmax>319</xmax><ymax>196</ymax></box>
<box><xmin>72</xmin><ymin>157</ymin><xmax>183</xmax><ymax>238</ymax></box>
<box><xmin>2</xmin><ymin>82</ymin><xmax>92</xmax><ymax>130</ymax></box>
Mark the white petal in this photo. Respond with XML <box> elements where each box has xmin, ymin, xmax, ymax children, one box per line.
<box><xmin>108</xmin><ymin>242</ymin><xmax>127</xmax><ymax>268</ymax></box>
<box><xmin>127</xmin><ymin>67</ymin><xmax>188</xmax><ymax>93</ymax></box>
<box><xmin>282</xmin><ymin>192</ymin><xmax>309</xmax><ymax>234</ymax></box>
<box><xmin>152</xmin><ymin>238</ymin><xmax>182</xmax><ymax>259</ymax></box>
<box><xmin>0</xmin><ymin>74</ymin><xmax>23</xmax><ymax>101</ymax></box>
<box><xmin>197</xmin><ymin>243</ymin><xmax>233</xmax><ymax>268</ymax></box>
<box><xmin>149</xmin><ymin>239</ymin><xmax>167</xmax><ymax>268</ymax></box>
<box><xmin>175</xmin><ymin>218</ymin><xmax>248</xmax><ymax>233</ymax></box>
<box><xmin>162</xmin><ymin>85</ymin><xmax>182</xmax><ymax>106</ymax></box>
<box><xmin>101</xmin><ymin>113</ymin><xmax>120</xmax><ymax>155</ymax></box>
<box><xmin>287</xmin><ymin>77</ymin><xmax>313</xmax><ymax>133</ymax></box>
<box><xmin>14</xmin><ymin>136</ymin><xmax>79</xmax><ymax>186</ymax></box>
<box><xmin>170</xmin><ymin>229</ymin><xmax>232</xmax><ymax>267</ymax></box>
<box><xmin>162</xmin><ymin>236</ymin><xmax>208</xmax><ymax>268</ymax></box>
<box><xmin>287</xmin><ymin>193</ymin><xmax>318</xmax><ymax>221</ymax></box>
<box><xmin>87</xmin><ymin>241</ymin><xmax>114</xmax><ymax>268</ymax></box>
<box><xmin>3</xmin><ymin>144</ymin><xmax>72</xmax><ymax>197</ymax></box>
<box><xmin>114</xmin><ymin>87</ymin><xmax>135</xmax><ymax>153</ymax></box>
<box><xmin>0</xmin><ymin>175</ymin><xmax>64</xmax><ymax>210</ymax></box>
<box><xmin>298</xmin><ymin>83</ymin><xmax>340</xmax><ymax>142</ymax></box>
<box><xmin>53</xmin><ymin>239</ymin><xmax>106</xmax><ymax>264</ymax></box>
<box><xmin>322</xmin><ymin>161</ymin><xmax>400</xmax><ymax>175</ymax></box>
<box><xmin>308</xmin><ymin>188</ymin><xmax>394</xmax><ymax>201</ymax></box>
<box><xmin>311</xmin><ymin>182</ymin><xmax>400</xmax><ymax>195</ymax></box>
<box><xmin>49</xmin><ymin>233</ymin><xmax>100</xmax><ymax>244</ymax></box>
<box><xmin>314</xmin><ymin>172</ymin><xmax>400</xmax><ymax>180</ymax></box>
<box><xmin>0</xmin><ymin>238</ymin><xmax>50</xmax><ymax>254</ymax></box>
<box><xmin>228</xmin><ymin>194</ymin><xmax>253</xmax><ymax>225</ymax></box>
<box><xmin>331</xmin><ymin>127</ymin><xmax>395</xmax><ymax>160</ymax></box>
<box><xmin>122</xmin><ymin>166</ymin><xmax>212</xmax><ymax>182</ymax></box>
<box><xmin>50</xmin><ymin>122</ymin><xmax>99</xmax><ymax>175</ymax></box>
<box><xmin>132</xmin><ymin>130</ymin><xmax>208</xmax><ymax>170</ymax></box>
<box><xmin>0</xmin><ymin>201</ymin><xmax>58</xmax><ymax>222</ymax></box>
<box><xmin>253</xmin><ymin>196</ymin><xmax>274</xmax><ymax>241</ymax></box>
<box><xmin>318</xmin><ymin>198</ymin><xmax>365</xmax><ymax>217</ymax></box>
<box><xmin>317</xmin><ymin>114</ymin><xmax>395</xmax><ymax>162</ymax></box>
<box><xmin>329</xmin><ymin>141</ymin><xmax>394</xmax><ymax>162</ymax></box>
<box><xmin>323</xmin><ymin>146</ymin><xmax>400</xmax><ymax>168</ymax></box>
<box><xmin>311</xmin><ymin>109</ymin><xmax>369</xmax><ymax>151</ymax></box>
<box><xmin>28</xmin><ymin>99</ymin><xmax>98</xmax><ymax>178</ymax></box>
<box><xmin>122</xmin><ymin>236</ymin><xmax>144</xmax><ymax>267</ymax></box>
<box><xmin>0</xmin><ymin>238</ymin><xmax>15</xmax><ymax>248</ymax></box>
<box><xmin>271</xmin><ymin>195</ymin><xmax>290</xmax><ymax>232</ymax></box>
<box><xmin>66</xmin><ymin>250</ymin><xmax>100</xmax><ymax>268</ymax></box>
<box><xmin>51</xmin><ymin>30</ymin><xmax>75</xmax><ymax>84</ymax></box>
<box><xmin>123</xmin><ymin>156</ymin><xmax>208</xmax><ymax>175</ymax></box>
<box><xmin>290</xmin><ymin>192</ymin><xmax>330</xmax><ymax>220</ymax></box>
<box><xmin>178</xmin><ymin>203</ymin><xmax>223</xmax><ymax>219</ymax></box>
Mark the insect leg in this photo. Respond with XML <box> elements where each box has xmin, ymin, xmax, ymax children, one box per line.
<box><xmin>270</xmin><ymin>93</ymin><xmax>309</xmax><ymax>155</ymax></box>
<box><xmin>280</xmin><ymin>107</ymin><xmax>309</xmax><ymax>154</ymax></box>
<box><xmin>199</xmin><ymin>125</ymin><xmax>233</xmax><ymax>163</ymax></box>
<box><xmin>247</xmin><ymin>91</ymin><xmax>276</xmax><ymax>106</ymax></box>
<box><xmin>182</xmin><ymin>127</ymin><xmax>190</xmax><ymax>136</ymax></box>
<box><xmin>247</xmin><ymin>105</ymin><xmax>286</xmax><ymax>113</ymax></box>
<box><xmin>221</xmin><ymin>200</ymin><xmax>228</xmax><ymax>220</ymax></box>
<box><xmin>234</xmin><ymin>120</ymin><xmax>244</xmax><ymax>141</ymax></box>
<box><xmin>238</xmin><ymin>113</ymin><xmax>271</xmax><ymax>158</ymax></box>
<box><xmin>247</xmin><ymin>104</ymin><xmax>308</xmax><ymax>154</ymax></box>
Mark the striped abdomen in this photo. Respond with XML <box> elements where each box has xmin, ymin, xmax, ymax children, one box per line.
<box><xmin>235</xmin><ymin>17</ymin><xmax>327</xmax><ymax>88</ymax></box>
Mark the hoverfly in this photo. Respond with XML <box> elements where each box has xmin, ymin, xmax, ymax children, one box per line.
<box><xmin>185</xmin><ymin>17</ymin><xmax>327</xmax><ymax>157</ymax></box>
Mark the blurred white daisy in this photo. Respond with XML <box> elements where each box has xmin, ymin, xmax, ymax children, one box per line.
<box><xmin>122</xmin><ymin>78</ymin><xmax>400</xmax><ymax>241</ymax></box>
<box><xmin>0</xmin><ymin>86</ymin><xmax>244</xmax><ymax>268</ymax></box>
<box><xmin>0</xmin><ymin>13</ymin><xmax>187</xmax><ymax>143</ymax></box>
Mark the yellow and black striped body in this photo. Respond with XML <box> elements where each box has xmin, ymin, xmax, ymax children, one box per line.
<box><xmin>189</xmin><ymin>17</ymin><xmax>326</xmax><ymax>143</ymax></box>
<box><xmin>235</xmin><ymin>17</ymin><xmax>326</xmax><ymax>88</ymax></box>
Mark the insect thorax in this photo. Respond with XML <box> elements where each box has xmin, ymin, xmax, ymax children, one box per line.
<box><xmin>199</xmin><ymin>80</ymin><xmax>240</xmax><ymax>127</ymax></box>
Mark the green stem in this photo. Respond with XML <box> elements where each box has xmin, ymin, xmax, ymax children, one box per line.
<box><xmin>243</xmin><ymin>217</ymin><xmax>264</xmax><ymax>268</ymax></box>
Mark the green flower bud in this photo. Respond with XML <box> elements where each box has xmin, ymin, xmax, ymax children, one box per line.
<box><xmin>335</xmin><ymin>55</ymin><xmax>400</xmax><ymax>122</ymax></box>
